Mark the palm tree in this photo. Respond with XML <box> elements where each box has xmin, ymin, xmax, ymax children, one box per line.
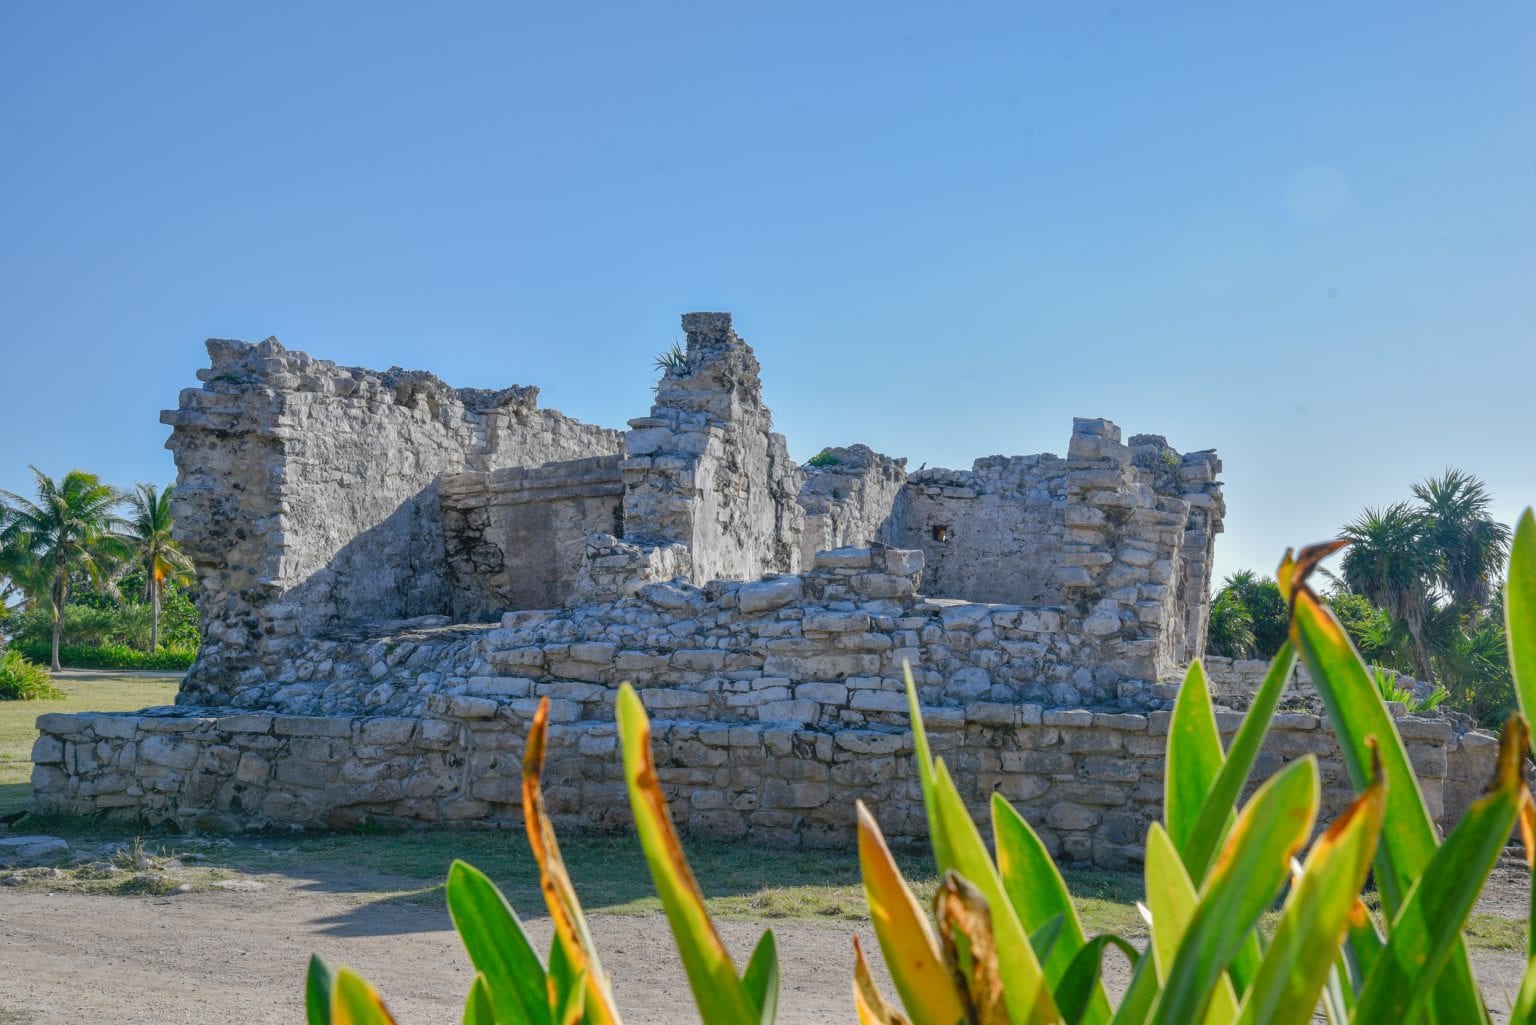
<box><xmin>1412</xmin><ymin>469</ymin><xmax>1511</xmax><ymax>609</ymax></box>
<box><xmin>0</xmin><ymin>468</ymin><xmax>129</xmax><ymax>671</ymax></box>
<box><xmin>1340</xmin><ymin>501</ymin><xmax>1437</xmax><ymax>682</ymax></box>
<box><xmin>1216</xmin><ymin>570</ymin><xmax>1288</xmax><ymax>658</ymax></box>
<box><xmin>122</xmin><ymin>483</ymin><xmax>193</xmax><ymax>652</ymax></box>
<box><xmin>1205</xmin><ymin>589</ymin><xmax>1256</xmax><ymax>659</ymax></box>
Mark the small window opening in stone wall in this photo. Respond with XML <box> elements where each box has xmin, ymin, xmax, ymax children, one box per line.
<box><xmin>612</xmin><ymin>504</ymin><xmax>625</xmax><ymax>538</ymax></box>
<box><xmin>931</xmin><ymin>524</ymin><xmax>951</xmax><ymax>543</ymax></box>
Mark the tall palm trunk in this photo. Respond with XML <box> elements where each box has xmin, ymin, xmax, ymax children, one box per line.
<box><xmin>50</xmin><ymin>568</ymin><xmax>64</xmax><ymax>672</ymax></box>
<box><xmin>150</xmin><ymin>576</ymin><xmax>161</xmax><ymax>652</ymax></box>
<box><xmin>1405</xmin><ymin>608</ymin><xmax>1434</xmax><ymax>684</ymax></box>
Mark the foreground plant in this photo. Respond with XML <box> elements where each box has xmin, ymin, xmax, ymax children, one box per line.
<box><xmin>855</xmin><ymin>518</ymin><xmax>1536</xmax><ymax>1025</ymax></box>
<box><xmin>304</xmin><ymin>686</ymin><xmax>778</xmax><ymax>1025</ymax></box>
<box><xmin>304</xmin><ymin>507</ymin><xmax>1536</xmax><ymax>1024</ymax></box>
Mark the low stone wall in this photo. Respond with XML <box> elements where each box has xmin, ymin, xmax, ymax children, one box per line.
<box><xmin>191</xmin><ymin>545</ymin><xmax>1197</xmax><ymax>721</ymax></box>
<box><xmin>1202</xmin><ymin>656</ymin><xmax>1437</xmax><ymax>712</ymax></box>
<box><xmin>31</xmin><ymin>698</ymin><xmax>1477</xmax><ymax>865</ymax></box>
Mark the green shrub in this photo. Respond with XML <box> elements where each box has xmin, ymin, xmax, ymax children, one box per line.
<box><xmin>0</xmin><ymin>649</ymin><xmax>63</xmax><ymax>700</ymax></box>
<box><xmin>806</xmin><ymin>449</ymin><xmax>840</xmax><ymax>468</ymax></box>
<box><xmin>11</xmin><ymin>642</ymin><xmax>195</xmax><ymax>671</ymax></box>
<box><xmin>10</xmin><ymin>594</ymin><xmax>199</xmax><ymax>655</ymax></box>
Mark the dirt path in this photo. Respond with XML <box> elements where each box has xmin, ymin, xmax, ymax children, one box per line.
<box><xmin>0</xmin><ymin>865</ymin><xmax>893</xmax><ymax>1024</ymax></box>
<box><xmin>0</xmin><ymin>865</ymin><xmax>1527</xmax><ymax>1023</ymax></box>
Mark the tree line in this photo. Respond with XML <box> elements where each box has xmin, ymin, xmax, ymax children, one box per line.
<box><xmin>1207</xmin><ymin>468</ymin><xmax>1513</xmax><ymax>724</ymax></box>
<box><xmin>0</xmin><ymin>468</ymin><xmax>195</xmax><ymax>672</ymax></box>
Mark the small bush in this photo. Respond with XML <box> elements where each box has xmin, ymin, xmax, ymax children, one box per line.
<box><xmin>807</xmin><ymin>449</ymin><xmax>840</xmax><ymax>468</ymax></box>
<box><xmin>9</xmin><ymin>591</ymin><xmax>201</xmax><ymax>653</ymax></box>
<box><xmin>0</xmin><ymin>649</ymin><xmax>63</xmax><ymax>700</ymax></box>
<box><xmin>11</xmin><ymin>642</ymin><xmax>195</xmax><ymax>672</ymax></box>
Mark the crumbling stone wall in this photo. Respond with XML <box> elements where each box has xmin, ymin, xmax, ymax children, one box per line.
<box><xmin>798</xmin><ymin>445</ymin><xmax>908</xmax><ymax>567</ymax></box>
<box><xmin>440</xmin><ymin>456</ymin><xmax>626</xmax><ymax>618</ymax></box>
<box><xmin>889</xmin><ymin>420</ymin><xmax>1222</xmax><ymax>678</ymax></box>
<box><xmin>29</xmin><ymin>695</ymin><xmax>1470</xmax><ymax>861</ymax></box>
<box><xmin>161</xmin><ymin>546</ymin><xmax>1194</xmax><ymax>719</ymax></box>
<box><xmin>163</xmin><ymin>338</ymin><xmax>622</xmax><ymax>701</ymax></box>
<box><xmin>621</xmin><ymin>313</ymin><xmax>805</xmax><ymax>584</ymax></box>
<box><xmin>116</xmin><ymin>312</ymin><xmax>1262</xmax><ymax>844</ymax></box>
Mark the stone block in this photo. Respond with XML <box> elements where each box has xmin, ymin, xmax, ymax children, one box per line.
<box><xmin>795</xmin><ymin>681</ymin><xmax>849</xmax><ymax>705</ymax></box>
<box><xmin>274</xmin><ymin>716</ymin><xmax>354</xmax><ymax>738</ymax></box>
<box><xmin>1046</xmin><ymin>802</ymin><xmax>1101</xmax><ymax>831</ymax></box>
<box><xmin>756</xmin><ymin>700</ymin><xmax>819</xmax><ymax>724</ymax></box>
<box><xmin>738</xmin><ymin>577</ymin><xmax>803</xmax><ymax>613</ymax></box>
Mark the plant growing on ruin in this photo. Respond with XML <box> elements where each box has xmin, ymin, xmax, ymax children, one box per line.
<box><xmin>303</xmin><ymin>509</ymin><xmax>1536</xmax><ymax>1025</ymax></box>
<box><xmin>808</xmin><ymin>450</ymin><xmax>841</xmax><ymax>469</ymax></box>
<box><xmin>654</xmin><ymin>341</ymin><xmax>689</xmax><ymax>374</ymax></box>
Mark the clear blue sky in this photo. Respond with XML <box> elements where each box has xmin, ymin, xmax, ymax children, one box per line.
<box><xmin>2</xmin><ymin>2</ymin><xmax>1532</xmax><ymax>585</ymax></box>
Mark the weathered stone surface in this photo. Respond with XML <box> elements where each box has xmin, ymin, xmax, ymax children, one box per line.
<box><xmin>31</xmin><ymin>698</ymin><xmax>1476</xmax><ymax>864</ymax></box>
<box><xmin>52</xmin><ymin>308</ymin><xmax>1491</xmax><ymax>861</ymax></box>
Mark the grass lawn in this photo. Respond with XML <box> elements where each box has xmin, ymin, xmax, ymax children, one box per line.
<box><xmin>0</xmin><ymin>671</ymin><xmax>181</xmax><ymax>816</ymax></box>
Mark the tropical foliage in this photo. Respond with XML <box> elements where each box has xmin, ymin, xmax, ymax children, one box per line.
<box><xmin>0</xmin><ymin>468</ymin><xmax>132</xmax><ymax>670</ymax></box>
<box><xmin>1206</xmin><ymin>572</ymin><xmax>1286</xmax><ymax>659</ymax></box>
<box><xmin>121</xmin><ymin>483</ymin><xmax>194</xmax><ymax>653</ymax></box>
<box><xmin>0</xmin><ymin>469</ymin><xmax>197</xmax><ymax>670</ymax></box>
<box><xmin>0</xmin><ymin>649</ymin><xmax>61</xmax><ymax>700</ymax></box>
<box><xmin>1214</xmin><ymin>470</ymin><xmax>1515</xmax><ymax>726</ymax></box>
<box><xmin>306</xmin><ymin>508</ymin><xmax>1536</xmax><ymax>1024</ymax></box>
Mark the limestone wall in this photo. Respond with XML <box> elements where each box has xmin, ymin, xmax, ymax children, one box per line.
<box><xmin>1202</xmin><ymin>656</ymin><xmax>1437</xmax><ymax>713</ymax></box>
<box><xmin>798</xmin><ymin>445</ymin><xmax>908</xmax><ymax>567</ymax></box>
<box><xmin>440</xmin><ymin>456</ymin><xmax>625</xmax><ymax>618</ymax></box>
<box><xmin>163</xmin><ymin>338</ymin><xmax>623</xmax><ymax>702</ymax></box>
<box><xmin>621</xmin><ymin>313</ymin><xmax>804</xmax><ymax>584</ymax></box>
<box><xmin>886</xmin><ymin>420</ymin><xmax>1222</xmax><ymax>680</ymax></box>
<box><xmin>29</xmin><ymin>698</ymin><xmax>1470</xmax><ymax>864</ymax></box>
<box><xmin>179</xmin><ymin>546</ymin><xmax>1198</xmax><ymax>719</ymax></box>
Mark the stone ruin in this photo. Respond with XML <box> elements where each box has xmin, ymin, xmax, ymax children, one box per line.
<box><xmin>30</xmin><ymin>312</ymin><xmax>1493</xmax><ymax>864</ymax></box>
<box><xmin>163</xmin><ymin>311</ymin><xmax>1225</xmax><ymax>714</ymax></box>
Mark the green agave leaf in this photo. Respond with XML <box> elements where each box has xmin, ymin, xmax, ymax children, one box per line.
<box><xmin>931</xmin><ymin>757</ymin><xmax>1061</xmax><ymax>1023</ymax></box>
<box><xmin>521</xmin><ymin>699</ymin><xmax>621</xmax><ymax>1025</ymax></box>
<box><xmin>463</xmin><ymin>974</ymin><xmax>496</xmax><ymax>1025</ymax></box>
<box><xmin>904</xmin><ymin>662</ymin><xmax>954</xmax><ymax>872</ymax></box>
<box><xmin>446</xmin><ymin>860</ymin><xmax>551</xmax><ymax>1025</ymax></box>
<box><xmin>1149</xmin><ymin>756</ymin><xmax>1319</xmax><ymax>1025</ymax></box>
<box><xmin>1289</xmin><ymin>587</ymin><xmax>1488</xmax><ymax>1020</ymax></box>
<box><xmin>995</xmin><ymin>796</ymin><xmax>1110</xmax><ymax>1025</ymax></box>
<box><xmin>1166</xmin><ymin>660</ymin><xmax>1226</xmax><ymax>858</ymax></box>
<box><xmin>618</xmin><ymin>684</ymin><xmax>760</xmax><ymax>1025</ymax></box>
<box><xmin>1233</xmin><ymin>758</ymin><xmax>1384</xmax><ymax>1025</ymax></box>
<box><xmin>1512</xmin><ymin>955</ymin><xmax>1536</xmax><ymax>1025</ymax></box>
<box><xmin>552</xmin><ymin>968</ymin><xmax>587</xmax><ymax>1025</ymax></box>
<box><xmin>1056</xmin><ymin>935</ymin><xmax>1139</xmax><ymax>1025</ymax></box>
<box><xmin>1510</xmin><ymin>510</ymin><xmax>1536</xmax><ymax>746</ymax></box>
<box><xmin>307</xmin><ymin>954</ymin><xmax>335</xmax><ymax>1025</ymax></box>
<box><xmin>1353</xmin><ymin>717</ymin><xmax>1528</xmax><ymax>1024</ymax></box>
<box><xmin>858</xmin><ymin>802</ymin><xmax>965</xmax><ymax>1025</ymax></box>
<box><xmin>331</xmin><ymin>968</ymin><xmax>398</xmax><ymax>1025</ymax></box>
<box><xmin>1183</xmin><ymin>644</ymin><xmax>1298</xmax><ymax>885</ymax></box>
<box><xmin>1029</xmin><ymin>913</ymin><xmax>1066</xmax><ymax>967</ymax></box>
<box><xmin>1144</xmin><ymin>824</ymin><xmax>1239</xmax><ymax>1025</ymax></box>
<box><xmin>742</xmin><ymin>930</ymin><xmax>781</xmax><ymax>1025</ymax></box>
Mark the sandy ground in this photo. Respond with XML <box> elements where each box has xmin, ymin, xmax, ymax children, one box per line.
<box><xmin>0</xmin><ymin>864</ymin><xmax>1528</xmax><ymax>1023</ymax></box>
<box><xmin>0</xmin><ymin>864</ymin><xmax>893</xmax><ymax>1024</ymax></box>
